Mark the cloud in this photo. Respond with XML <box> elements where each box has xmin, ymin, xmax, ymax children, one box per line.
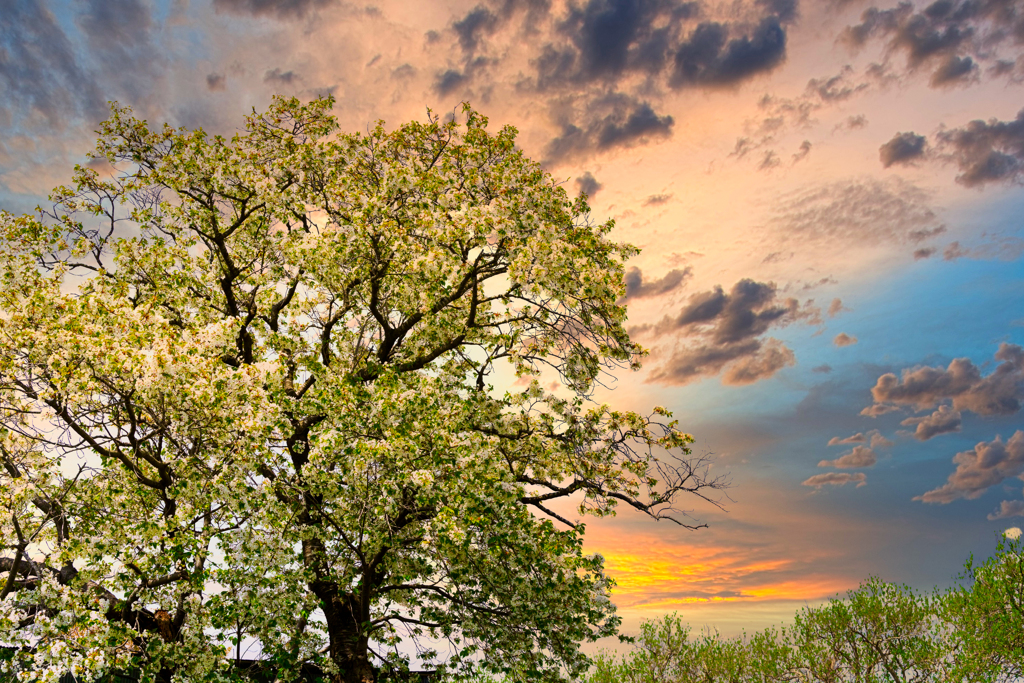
<box><xmin>900</xmin><ymin>404</ymin><xmax>962</xmax><ymax>441</ymax></box>
<box><xmin>813</xmin><ymin>364</ymin><xmax>833</xmax><ymax>373</ymax></box>
<box><xmin>827</xmin><ymin>298</ymin><xmax>849</xmax><ymax>317</ymax></box>
<box><xmin>833</xmin><ymin>333</ymin><xmax>858</xmax><ymax>347</ymax></box>
<box><xmin>841</xmin><ymin>0</ymin><xmax>1018</xmax><ymax>89</ymax></box>
<box><xmin>930</xmin><ymin>54</ymin><xmax>977</xmax><ymax>86</ymax></box>
<box><xmin>943</xmin><ymin>241</ymin><xmax>969</xmax><ymax>260</ymax></box>
<box><xmin>860</xmin><ymin>403</ymin><xmax>901</xmax><ymax>417</ymax></box>
<box><xmin>867</xmin><ymin>343</ymin><xmax>1024</xmax><ymax>416</ymax></box>
<box><xmin>265</xmin><ymin>68</ymin><xmax>300</xmax><ymax>85</ymax></box>
<box><xmin>989</xmin><ymin>499</ymin><xmax>1024</xmax><ymax>520</ymax></box>
<box><xmin>439</xmin><ymin>0</ymin><xmax>795</xmax><ymax>162</ymax></box>
<box><xmin>721</xmin><ymin>340</ymin><xmax>796</xmax><ymax>385</ymax></box>
<box><xmin>792</xmin><ymin>140</ymin><xmax>811</xmax><ymax>163</ymax></box>
<box><xmin>623</xmin><ymin>266</ymin><xmax>691</xmax><ymax>300</ymax></box>
<box><xmin>575</xmin><ymin>171</ymin><xmax>603</xmax><ymax>197</ymax></box>
<box><xmin>802</xmin><ymin>472</ymin><xmax>867</xmax><ymax>488</ymax></box>
<box><xmin>818</xmin><ymin>445</ymin><xmax>877</xmax><ymax>469</ymax></box>
<box><xmin>212</xmin><ymin>0</ymin><xmax>336</xmax><ymax>19</ymax></box>
<box><xmin>546</xmin><ymin>96</ymin><xmax>674</xmax><ymax>162</ymax></box>
<box><xmin>207</xmin><ymin>73</ymin><xmax>227</xmax><ymax>91</ymax></box>
<box><xmin>670</xmin><ymin>17</ymin><xmax>787</xmax><ymax>87</ymax></box>
<box><xmin>769</xmin><ymin>177</ymin><xmax>944</xmax><ymax>248</ymax></box>
<box><xmin>643</xmin><ymin>193</ymin><xmax>673</xmax><ymax>206</ymax></box>
<box><xmin>934</xmin><ymin>108</ymin><xmax>1024</xmax><ymax>186</ymax></box>
<box><xmin>915</xmin><ymin>430</ymin><xmax>1024</xmax><ymax>504</ymax></box>
<box><xmin>870</xmin><ymin>431</ymin><xmax>894</xmax><ymax>448</ymax></box>
<box><xmin>646</xmin><ymin>278</ymin><xmax>815</xmax><ymax>385</ymax></box>
<box><xmin>879</xmin><ymin>132</ymin><xmax>927</xmax><ymax>167</ymax></box>
<box><xmin>0</xmin><ymin>0</ymin><xmax>105</xmax><ymax>129</ymax></box>
<box><xmin>914</xmin><ymin>247</ymin><xmax>936</xmax><ymax>260</ymax></box>
<box><xmin>827</xmin><ymin>432</ymin><xmax>866</xmax><ymax>446</ymax></box>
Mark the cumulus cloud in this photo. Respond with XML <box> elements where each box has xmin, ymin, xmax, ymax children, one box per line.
<box><xmin>546</xmin><ymin>96</ymin><xmax>674</xmax><ymax>162</ymax></box>
<box><xmin>879</xmin><ymin>132</ymin><xmax>927</xmax><ymax>167</ymax></box>
<box><xmin>669</xmin><ymin>17</ymin><xmax>787</xmax><ymax>88</ymax></box>
<box><xmin>819</xmin><ymin>445</ymin><xmax>877</xmax><ymax>469</ymax></box>
<box><xmin>721</xmin><ymin>340</ymin><xmax>796</xmax><ymax>385</ymax></box>
<box><xmin>828</xmin><ymin>432</ymin><xmax>865</xmax><ymax>446</ymax></box>
<box><xmin>900</xmin><ymin>404</ymin><xmax>962</xmax><ymax>441</ymax></box>
<box><xmin>915</xmin><ymin>430</ymin><xmax>1024</xmax><ymax>504</ymax></box>
<box><xmin>867</xmin><ymin>343</ymin><xmax>1024</xmax><ymax>416</ymax></box>
<box><xmin>575</xmin><ymin>171</ymin><xmax>603</xmax><ymax>197</ymax></box>
<box><xmin>646</xmin><ymin>278</ymin><xmax>814</xmax><ymax>385</ymax></box>
<box><xmin>934</xmin><ymin>108</ymin><xmax>1024</xmax><ymax>186</ymax></box>
<box><xmin>802</xmin><ymin>472</ymin><xmax>867</xmax><ymax>488</ymax></box>
<box><xmin>623</xmin><ymin>266</ymin><xmax>691</xmax><ymax>300</ymax></box>
<box><xmin>212</xmin><ymin>0</ymin><xmax>336</xmax><ymax>19</ymax></box>
<box><xmin>833</xmin><ymin>333</ymin><xmax>858</xmax><ymax>347</ymax></box>
<box><xmin>841</xmin><ymin>0</ymin><xmax>1016</xmax><ymax>89</ymax></box>
<box><xmin>988</xmin><ymin>498</ymin><xmax>1024</xmax><ymax>520</ymax></box>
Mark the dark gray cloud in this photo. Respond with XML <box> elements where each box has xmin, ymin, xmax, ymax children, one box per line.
<box><xmin>900</xmin><ymin>404</ymin><xmax>962</xmax><ymax>441</ymax></box>
<box><xmin>867</xmin><ymin>343</ymin><xmax>1024</xmax><ymax>416</ymax></box>
<box><xmin>916</xmin><ymin>430</ymin><xmax>1024</xmax><ymax>503</ymax></box>
<box><xmin>646</xmin><ymin>279</ymin><xmax>814</xmax><ymax>385</ymax></box>
<box><xmin>841</xmin><ymin>0</ymin><xmax>1024</xmax><ymax>89</ymax></box>
<box><xmin>643</xmin><ymin>192</ymin><xmax>673</xmax><ymax>205</ymax></box>
<box><xmin>575</xmin><ymin>171</ymin><xmax>603</xmax><ymax>197</ymax></box>
<box><xmin>265</xmin><ymin>68</ymin><xmax>300</xmax><ymax>85</ymax></box>
<box><xmin>930</xmin><ymin>54</ymin><xmax>977</xmax><ymax>85</ymax></box>
<box><xmin>802</xmin><ymin>472</ymin><xmax>867</xmax><ymax>488</ymax></box>
<box><xmin>914</xmin><ymin>247</ymin><xmax>937</xmax><ymax>259</ymax></box>
<box><xmin>207</xmin><ymin>73</ymin><xmax>227</xmax><ymax>91</ymax></box>
<box><xmin>934</xmin><ymin>107</ymin><xmax>1024</xmax><ymax>186</ymax></box>
<box><xmin>813</xmin><ymin>364</ymin><xmax>833</xmax><ymax>373</ymax></box>
<box><xmin>545</xmin><ymin>96</ymin><xmax>674</xmax><ymax>162</ymax></box>
<box><xmin>879</xmin><ymin>131</ymin><xmax>927</xmax><ymax>167</ymax></box>
<box><xmin>818</xmin><ymin>445</ymin><xmax>877</xmax><ymax>468</ymax></box>
<box><xmin>0</xmin><ymin>0</ymin><xmax>105</xmax><ymax>129</ymax></box>
<box><xmin>213</xmin><ymin>0</ymin><xmax>337</xmax><ymax>19</ymax></box>
<box><xmin>670</xmin><ymin>17</ymin><xmax>787</xmax><ymax>87</ymax></box>
<box><xmin>623</xmin><ymin>266</ymin><xmax>691</xmax><ymax>300</ymax></box>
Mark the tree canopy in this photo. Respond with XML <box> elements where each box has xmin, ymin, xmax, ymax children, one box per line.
<box><xmin>0</xmin><ymin>97</ymin><xmax>722</xmax><ymax>683</ymax></box>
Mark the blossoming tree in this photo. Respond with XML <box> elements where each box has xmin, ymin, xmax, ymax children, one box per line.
<box><xmin>0</xmin><ymin>97</ymin><xmax>722</xmax><ymax>683</ymax></box>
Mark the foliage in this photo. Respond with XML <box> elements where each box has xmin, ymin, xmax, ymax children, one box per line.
<box><xmin>0</xmin><ymin>97</ymin><xmax>724</xmax><ymax>683</ymax></box>
<box><xmin>585</xmin><ymin>535</ymin><xmax>1024</xmax><ymax>683</ymax></box>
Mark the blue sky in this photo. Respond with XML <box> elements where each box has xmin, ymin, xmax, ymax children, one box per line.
<box><xmin>2</xmin><ymin>0</ymin><xmax>1024</xmax><ymax>638</ymax></box>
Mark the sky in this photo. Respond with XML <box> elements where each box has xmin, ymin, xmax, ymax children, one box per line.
<box><xmin>2</xmin><ymin>0</ymin><xmax>1024</xmax><ymax>641</ymax></box>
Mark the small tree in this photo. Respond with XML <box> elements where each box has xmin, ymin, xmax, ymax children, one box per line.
<box><xmin>0</xmin><ymin>97</ymin><xmax>723</xmax><ymax>683</ymax></box>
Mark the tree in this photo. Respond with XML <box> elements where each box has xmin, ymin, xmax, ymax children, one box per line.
<box><xmin>0</xmin><ymin>97</ymin><xmax>723</xmax><ymax>683</ymax></box>
<box><xmin>942</xmin><ymin>532</ymin><xmax>1024</xmax><ymax>682</ymax></box>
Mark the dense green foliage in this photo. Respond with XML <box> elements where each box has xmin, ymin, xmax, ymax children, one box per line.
<box><xmin>0</xmin><ymin>97</ymin><xmax>723</xmax><ymax>683</ymax></box>
<box><xmin>587</xmin><ymin>534</ymin><xmax>1024</xmax><ymax>683</ymax></box>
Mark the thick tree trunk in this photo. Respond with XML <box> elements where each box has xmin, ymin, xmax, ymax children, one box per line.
<box><xmin>317</xmin><ymin>585</ymin><xmax>375</xmax><ymax>683</ymax></box>
<box><xmin>304</xmin><ymin>539</ymin><xmax>375</xmax><ymax>683</ymax></box>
